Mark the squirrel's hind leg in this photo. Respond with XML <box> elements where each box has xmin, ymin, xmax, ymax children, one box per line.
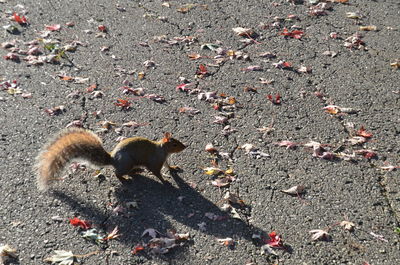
<box><xmin>112</xmin><ymin>151</ymin><xmax>135</xmax><ymax>183</ymax></box>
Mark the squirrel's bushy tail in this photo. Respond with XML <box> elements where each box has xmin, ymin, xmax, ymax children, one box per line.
<box><xmin>34</xmin><ymin>128</ymin><xmax>112</xmax><ymax>191</ymax></box>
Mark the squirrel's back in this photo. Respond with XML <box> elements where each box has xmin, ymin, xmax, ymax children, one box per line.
<box><xmin>34</xmin><ymin>128</ymin><xmax>112</xmax><ymax>190</ymax></box>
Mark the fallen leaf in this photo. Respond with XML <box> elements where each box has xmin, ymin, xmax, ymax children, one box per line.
<box><xmin>211</xmin><ymin>178</ymin><xmax>231</xmax><ymax>187</ymax></box>
<box><xmin>323</xmin><ymin>105</ymin><xmax>359</xmax><ymax>115</ymax></box>
<box><xmin>265</xmin><ymin>231</ymin><xmax>284</xmax><ymax>248</ymax></box>
<box><xmin>217</xmin><ymin>237</ymin><xmax>234</xmax><ymax>246</ymax></box>
<box><xmin>378</xmin><ymin>164</ymin><xmax>400</xmax><ymax>171</ymax></box>
<box><xmin>44</xmin><ymin>105</ymin><xmax>65</xmax><ymax>116</ymax></box>
<box><xmin>259</xmin><ymin>78</ymin><xmax>275</xmax><ymax>85</ymax></box>
<box><xmin>224</xmin><ymin>191</ymin><xmax>245</xmax><ymax>206</ymax></box>
<box><xmin>200</xmin><ymin>43</ymin><xmax>220</xmax><ymax>51</ymax></box>
<box><xmin>308</xmin><ymin>3</ymin><xmax>331</xmax><ymax>16</ymax></box>
<box><xmin>131</xmin><ymin>245</ymin><xmax>145</xmax><ymax>255</ymax></box>
<box><xmin>340</xmin><ymin>221</ymin><xmax>355</xmax><ymax>231</ymax></box>
<box><xmin>241</xmin><ymin>143</ymin><xmax>256</xmax><ymax>153</ymax></box>
<box><xmin>390</xmin><ymin>61</ymin><xmax>400</xmax><ymax>69</ymax></box>
<box><xmin>241</xmin><ymin>65</ymin><xmax>263</xmax><ymax>72</ymax></box>
<box><xmin>179</xmin><ymin>106</ymin><xmax>201</xmax><ymax>116</ymax></box>
<box><xmin>281</xmin><ymin>185</ymin><xmax>306</xmax><ymax>195</ymax></box>
<box><xmin>122</xmin><ymin>86</ymin><xmax>145</xmax><ymax>95</ymax></box>
<box><xmin>196</xmin><ymin>64</ymin><xmax>208</xmax><ymax>76</ymax></box>
<box><xmin>213</xmin><ymin>116</ymin><xmax>228</xmax><ymax>124</ymax></box>
<box><xmin>176</xmin><ymin>83</ymin><xmax>193</xmax><ymax>92</ymax></box>
<box><xmin>280</xmin><ymin>28</ymin><xmax>304</xmax><ymax>39</ymax></box>
<box><xmin>12</xmin><ymin>13</ymin><xmax>27</xmax><ymax>25</ymax></box>
<box><xmin>188</xmin><ymin>53</ymin><xmax>202</xmax><ymax>60</ymax></box>
<box><xmin>259</xmin><ymin>52</ymin><xmax>276</xmax><ymax>59</ymax></box>
<box><xmin>69</xmin><ymin>217</ymin><xmax>91</xmax><ymax>230</ymax></box>
<box><xmin>297</xmin><ymin>65</ymin><xmax>312</xmax><ymax>73</ymax></box>
<box><xmin>369</xmin><ymin>231</ymin><xmax>388</xmax><ymax>242</ymax></box>
<box><xmin>3</xmin><ymin>52</ymin><xmax>19</xmax><ymax>62</ymax></box>
<box><xmin>355</xmin><ymin>149</ymin><xmax>377</xmax><ymax>159</ymax></box>
<box><xmin>44</xmin><ymin>250</ymin><xmax>75</xmax><ymax>265</ymax></box>
<box><xmin>309</xmin><ymin>229</ymin><xmax>330</xmax><ymax>241</ymax></box>
<box><xmin>347</xmin><ymin>136</ymin><xmax>367</xmax><ymax>145</ymax></box>
<box><xmin>203</xmin><ymin>167</ymin><xmax>223</xmax><ymax>176</ymax></box>
<box><xmin>98</xmin><ymin>25</ymin><xmax>107</xmax><ymax>32</ymax></box>
<box><xmin>66</xmin><ymin>120</ymin><xmax>83</xmax><ymax>128</ymax></box>
<box><xmin>198</xmin><ymin>91</ymin><xmax>217</xmax><ymax>101</ymax></box>
<box><xmin>205</xmin><ymin>143</ymin><xmax>218</xmax><ymax>153</ymax></box>
<box><xmin>274</xmin><ymin>140</ymin><xmax>298</xmax><ymax>149</ymax></box>
<box><xmin>143</xmin><ymin>60</ymin><xmax>156</xmax><ymax>68</ymax></box>
<box><xmin>0</xmin><ymin>244</ymin><xmax>17</xmax><ymax>264</ymax></box>
<box><xmin>81</xmin><ymin>229</ymin><xmax>103</xmax><ymax>242</ymax></box>
<box><xmin>114</xmin><ymin>99</ymin><xmax>132</xmax><ymax>109</ymax></box>
<box><xmin>272</xmin><ymin>60</ymin><xmax>292</xmax><ymax>69</ymax></box>
<box><xmin>356</xmin><ymin>126</ymin><xmax>373</xmax><ymax>138</ymax></box>
<box><xmin>103</xmin><ymin>226</ymin><xmax>121</xmax><ymax>241</ymax></box>
<box><xmin>73</xmin><ymin>77</ymin><xmax>90</xmax><ymax>84</ymax></box>
<box><xmin>58</xmin><ymin>75</ymin><xmax>74</xmax><ymax>81</ymax></box>
<box><xmin>144</xmin><ymin>94</ymin><xmax>165</xmax><ymax>103</ymax></box>
<box><xmin>322</xmin><ymin>50</ymin><xmax>338</xmax><ymax>57</ymax></box>
<box><xmin>267</xmin><ymin>94</ymin><xmax>281</xmax><ymax>105</ymax></box>
<box><xmin>142</xmin><ymin>228</ymin><xmax>159</xmax><ymax>238</ymax></box>
<box><xmin>344</xmin><ymin>33</ymin><xmax>365</xmax><ymax>50</ymax></box>
<box><xmin>359</xmin><ymin>25</ymin><xmax>377</xmax><ymax>31</ymax></box>
<box><xmin>260</xmin><ymin>244</ymin><xmax>277</xmax><ymax>256</ymax></box>
<box><xmin>346</xmin><ymin>12</ymin><xmax>362</xmax><ymax>19</ymax></box>
<box><xmin>122</xmin><ymin>121</ymin><xmax>148</xmax><ymax>128</ymax></box>
<box><xmin>45</xmin><ymin>24</ymin><xmax>61</xmax><ymax>31</ymax></box>
<box><xmin>232</xmin><ymin>27</ymin><xmax>256</xmax><ymax>37</ymax></box>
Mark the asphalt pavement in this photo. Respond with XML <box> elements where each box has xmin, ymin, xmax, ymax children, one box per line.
<box><xmin>1</xmin><ymin>0</ymin><xmax>399</xmax><ymax>264</ymax></box>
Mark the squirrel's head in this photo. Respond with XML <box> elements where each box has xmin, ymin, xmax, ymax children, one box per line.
<box><xmin>162</xmin><ymin>132</ymin><xmax>186</xmax><ymax>153</ymax></box>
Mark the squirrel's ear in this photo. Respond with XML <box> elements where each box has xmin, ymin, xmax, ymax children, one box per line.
<box><xmin>163</xmin><ymin>132</ymin><xmax>171</xmax><ymax>143</ymax></box>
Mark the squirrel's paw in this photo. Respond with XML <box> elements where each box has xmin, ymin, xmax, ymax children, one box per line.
<box><xmin>116</xmin><ymin>175</ymin><xmax>133</xmax><ymax>184</ymax></box>
<box><xmin>168</xmin><ymin>165</ymin><xmax>183</xmax><ymax>172</ymax></box>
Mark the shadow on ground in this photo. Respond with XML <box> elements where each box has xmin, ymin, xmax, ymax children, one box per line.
<box><xmin>51</xmin><ymin>171</ymin><xmax>272</xmax><ymax>260</ymax></box>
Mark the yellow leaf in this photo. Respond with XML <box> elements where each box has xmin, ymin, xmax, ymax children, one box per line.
<box><xmin>203</xmin><ymin>167</ymin><xmax>222</xmax><ymax>175</ymax></box>
<box><xmin>225</xmin><ymin>168</ymin><xmax>234</xmax><ymax>175</ymax></box>
<box><xmin>138</xmin><ymin>72</ymin><xmax>145</xmax><ymax>80</ymax></box>
<box><xmin>359</xmin><ymin>25</ymin><xmax>377</xmax><ymax>31</ymax></box>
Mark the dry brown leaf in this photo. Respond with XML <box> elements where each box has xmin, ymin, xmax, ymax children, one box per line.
<box><xmin>281</xmin><ymin>185</ymin><xmax>306</xmax><ymax>195</ymax></box>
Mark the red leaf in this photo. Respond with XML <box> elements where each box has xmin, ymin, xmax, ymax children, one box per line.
<box><xmin>114</xmin><ymin>99</ymin><xmax>131</xmax><ymax>109</ymax></box>
<box><xmin>176</xmin><ymin>83</ymin><xmax>193</xmax><ymax>92</ymax></box>
<box><xmin>12</xmin><ymin>13</ymin><xmax>27</xmax><ymax>25</ymax></box>
<box><xmin>131</xmin><ymin>245</ymin><xmax>145</xmax><ymax>255</ymax></box>
<box><xmin>280</xmin><ymin>28</ymin><xmax>304</xmax><ymax>39</ymax></box>
<box><xmin>356</xmin><ymin>149</ymin><xmax>377</xmax><ymax>159</ymax></box>
<box><xmin>197</xmin><ymin>64</ymin><xmax>208</xmax><ymax>75</ymax></box>
<box><xmin>267</xmin><ymin>93</ymin><xmax>281</xmax><ymax>105</ymax></box>
<box><xmin>265</xmin><ymin>231</ymin><xmax>284</xmax><ymax>248</ymax></box>
<box><xmin>98</xmin><ymin>25</ymin><xmax>107</xmax><ymax>32</ymax></box>
<box><xmin>356</xmin><ymin>126</ymin><xmax>373</xmax><ymax>138</ymax></box>
<box><xmin>69</xmin><ymin>217</ymin><xmax>91</xmax><ymax>230</ymax></box>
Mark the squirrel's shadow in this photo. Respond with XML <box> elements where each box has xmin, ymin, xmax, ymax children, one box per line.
<box><xmin>52</xmin><ymin>171</ymin><xmax>270</xmax><ymax>260</ymax></box>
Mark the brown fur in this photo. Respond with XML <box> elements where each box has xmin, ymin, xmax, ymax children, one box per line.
<box><xmin>35</xmin><ymin>129</ymin><xmax>186</xmax><ymax>191</ymax></box>
<box><xmin>35</xmin><ymin>128</ymin><xmax>112</xmax><ymax>190</ymax></box>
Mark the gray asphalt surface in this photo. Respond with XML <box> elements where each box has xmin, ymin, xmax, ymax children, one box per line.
<box><xmin>1</xmin><ymin>0</ymin><xmax>399</xmax><ymax>264</ymax></box>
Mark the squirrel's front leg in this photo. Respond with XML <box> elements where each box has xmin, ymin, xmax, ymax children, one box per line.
<box><xmin>148</xmin><ymin>163</ymin><xmax>169</xmax><ymax>184</ymax></box>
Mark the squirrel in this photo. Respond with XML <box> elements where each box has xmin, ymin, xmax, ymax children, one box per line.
<box><xmin>34</xmin><ymin>127</ymin><xmax>186</xmax><ymax>190</ymax></box>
